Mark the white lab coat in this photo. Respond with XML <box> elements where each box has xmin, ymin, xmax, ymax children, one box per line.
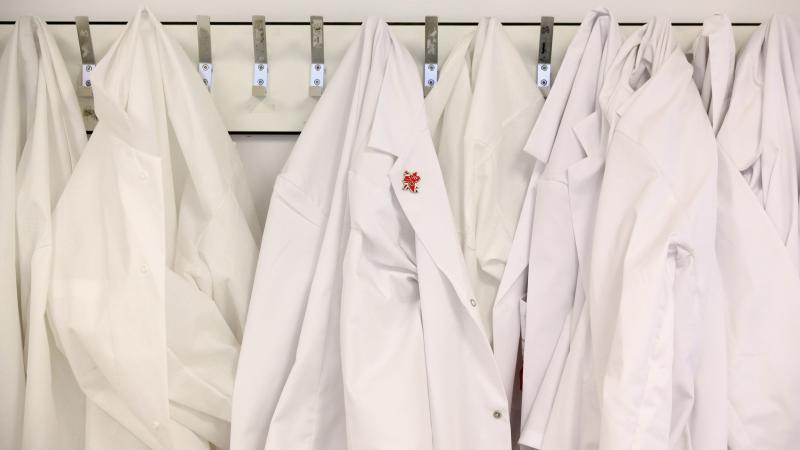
<box><xmin>590</xmin><ymin>18</ymin><xmax>728</xmax><ymax>449</ymax></box>
<box><xmin>232</xmin><ymin>19</ymin><xmax>402</xmax><ymax>450</ymax></box>
<box><xmin>425</xmin><ymin>17</ymin><xmax>543</xmax><ymax>344</ymax></box>
<box><xmin>352</xmin><ymin>16</ymin><xmax>542</xmax><ymax>446</ymax></box>
<box><xmin>342</xmin><ymin>16</ymin><xmax>539</xmax><ymax>447</ymax></box>
<box><xmin>516</xmin><ymin>9</ymin><xmax>621</xmax><ymax>450</ymax></box>
<box><xmin>709</xmin><ymin>15</ymin><xmax>800</xmax><ymax>450</ymax></box>
<box><xmin>47</xmin><ymin>8</ymin><xmax>259</xmax><ymax>450</ymax></box>
<box><xmin>423</xmin><ymin>19</ymin><xmax>543</xmax><ymax>441</ymax></box>
<box><xmin>717</xmin><ymin>16</ymin><xmax>800</xmax><ymax>269</ymax></box>
<box><xmin>0</xmin><ymin>17</ymin><xmax>87</xmax><ymax>450</ymax></box>
<box><xmin>233</xmin><ymin>17</ymin><xmax>538</xmax><ymax>450</ymax></box>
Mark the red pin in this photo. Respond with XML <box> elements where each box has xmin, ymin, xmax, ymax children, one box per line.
<box><xmin>402</xmin><ymin>171</ymin><xmax>421</xmax><ymax>193</ymax></box>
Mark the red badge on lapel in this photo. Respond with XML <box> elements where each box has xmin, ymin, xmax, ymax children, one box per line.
<box><xmin>402</xmin><ymin>171</ymin><xmax>421</xmax><ymax>193</ymax></box>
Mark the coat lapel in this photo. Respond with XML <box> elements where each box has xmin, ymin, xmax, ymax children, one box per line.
<box><xmin>566</xmin><ymin>111</ymin><xmax>607</xmax><ymax>298</ymax></box>
<box><xmin>366</xmin><ymin>36</ymin><xmax>480</xmax><ymax>322</ymax></box>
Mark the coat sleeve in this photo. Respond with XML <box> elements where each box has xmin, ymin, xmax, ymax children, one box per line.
<box><xmin>519</xmin><ymin>178</ymin><xmax>580</xmax><ymax>448</ymax></box>
<box><xmin>174</xmin><ymin>178</ymin><xmax>260</xmax><ymax>342</ymax></box>
<box><xmin>149</xmin><ymin>138</ymin><xmax>260</xmax><ymax>447</ymax></box>
<box><xmin>230</xmin><ymin>174</ymin><xmax>325</xmax><ymax>450</ymax></box>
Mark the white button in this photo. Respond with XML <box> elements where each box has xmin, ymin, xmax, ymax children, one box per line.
<box><xmin>152</xmin><ymin>420</ymin><xmax>160</xmax><ymax>429</ymax></box>
<box><xmin>493</xmin><ymin>410</ymin><xmax>503</xmax><ymax>419</ymax></box>
<box><xmin>139</xmin><ymin>264</ymin><xmax>149</xmax><ymax>274</ymax></box>
<box><xmin>469</xmin><ymin>298</ymin><xmax>477</xmax><ymax>307</ymax></box>
<box><xmin>138</xmin><ymin>171</ymin><xmax>148</xmax><ymax>180</ymax></box>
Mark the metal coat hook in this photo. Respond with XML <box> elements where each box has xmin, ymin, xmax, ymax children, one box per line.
<box><xmin>423</xmin><ymin>16</ymin><xmax>439</xmax><ymax>96</ymax></box>
<box><xmin>197</xmin><ymin>15</ymin><xmax>213</xmax><ymax>90</ymax></box>
<box><xmin>75</xmin><ymin>16</ymin><xmax>96</xmax><ymax>98</ymax></box>
<box><xmin>537</xmin><ymin>16</ymin><xmax>554</xmax><ymax>97</ymax></box>
<box><xmin>309</xmin><ymin>15</ymin><xmax>325</xmax><ymax>97</ymax></box>
<box><xmin>252</xmin><ymin>15</ymin><xmax>269</xmax><ymax>97</ymax></box>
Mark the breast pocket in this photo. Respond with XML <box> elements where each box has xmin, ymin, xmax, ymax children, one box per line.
<box><xmin>346</xmin><ymin>169</ymin><xmax>417</xmax><ymax>301</ymax></box>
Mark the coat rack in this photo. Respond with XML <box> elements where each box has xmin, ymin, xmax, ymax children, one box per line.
<box><xmin>0</xmin><ymin>18</ymin><xmax>761</xmax><ymax>135</ymax></box>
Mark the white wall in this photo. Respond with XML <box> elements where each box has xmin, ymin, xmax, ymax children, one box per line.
<box><xmin>236</xmin><ymin>136</ymin><xmax>294</xmax><ymax>227</ymax></box>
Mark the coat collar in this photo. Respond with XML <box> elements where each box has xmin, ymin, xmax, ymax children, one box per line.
<box><xmin>426</xmin><ymin>18</ymin><xmax>543</xmax><ymax>151</ymax></box>
<box><xmin>90</xmin><ymin>7</ymin><xmax>259</xmax><ymax>235</ymax></box>
<box><xmin>691</xmin><ymin>14</ymin><xmax>735</xmax><ymax>134</ymax></box>
<box><xmin>718</xmin><ymin>16</ymin><xmax>799</xmax><ymax>173</ymax></box>
<box><xmin>523</xmin><ymin>8</ymin><xmax>619</xmax><ymax>163</ymax></box>
<box><xmin>715</xmin><ymin>23</ymin><xmax>767</xmax><ymax>171</ymax></box>
<box><xmin>599</xmin><ymin>17</ymin><xmax>688</xmax><ymax>132</ymax></box>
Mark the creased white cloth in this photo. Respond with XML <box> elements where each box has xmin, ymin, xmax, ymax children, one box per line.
<box><xmin>46</xmin><ymin>7</ymin><xmax>259</xmax><ymax>449</ymax></box>
<box><xmin>0</xmin><ymin>16</ymin><xmax>87</xmax><ymax>450</ymax></box>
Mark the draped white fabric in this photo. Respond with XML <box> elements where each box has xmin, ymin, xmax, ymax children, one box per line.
<box><xmin>1</xmin><ymin>10</ymin><xmax>799</xmax><ymax>450</ymax></box>
<box><xmin>45</xmin><ymin>7</ymin><xmax>259</xmax><ymax>449</ymax></box>
<box><xmin>0</xmin><ymin>16</ymin><xmax>87</xmax><ymax>450</ymax></box>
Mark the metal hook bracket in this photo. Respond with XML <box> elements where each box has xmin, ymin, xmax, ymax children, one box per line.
<box><xmin>537</xmin><ymin>16</ymin><xmax>554</xmax><ymax>97</ymax></box>
<box><xmin>252</xmin><ymin>15</ymin><xmax>269</xmax><ymax>97</ymax></box>
<box><xmin>197</xmin><ymin>15</ymin><xmax>213</xmax><ymax>90</ymax></box>
<box><xmin>309</xmin><ymin>16</ymin><xmax>325</xmax><ymax>97</ymax></box>
<box><xmin>75</xmin><ymin>16</ymin><xmax>96</xmax><ymax>97</ymax></box>
<box><xmin>423</xmin><ymin>16</ymin><xmax>439</xmax><ymax>96</ymax></box>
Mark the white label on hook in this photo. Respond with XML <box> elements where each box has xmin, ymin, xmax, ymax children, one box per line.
<box><xmin>253</xmin><ymin>63</ymin><xmax>269</xmax><ymax>87</ymax></box>
<box><xmin>309</xmin><ymin>63</ymin><xmax>325</xmax><ymax>88</ymax></box>
<box><xmin>81</xmin><ymin>63</ymin><xmax>96</xmax><ymax>88</ymax></box>
<box><xmin>198</xmin><ymin>63</ymin><xmax>213</xmax><ymax>90</ymax></box>
<box><xmin>537</xmin><ymin>63</ymin><xmax>551</xmax><ymax>91</ymax></box>
<box><xmin>424</xmin><ymin>63</ymin><xmax>438</xmax><ymax>89</ymax></box>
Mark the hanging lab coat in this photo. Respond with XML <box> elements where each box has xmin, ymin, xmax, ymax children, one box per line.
<box><xmin>422</xmin><ymin>18</ymin><xmax>543</xmax><ymax>440</ymax></box>
<box><xmin>424</xmin><ymin>17</ymin><xmax>543</xmax><ymax>344</ymax></box>
<box><xmin>0</xmin><ymin>17</ymin><xmax>87</xmax><ymax>450</ymax></box>
<box><xmin>703</xmin><ymin>15</ymin><xmax>800</xmax><ymax>450</ymax></box>
<box><xmin>342</xmin><ymin>16</ymin><xmax>542</xmax><ymax>448</ymax></box>
<box><xmin>232</xmin><ymin>19</ymin><xmax>402</xmax><ymax>450</ymax></box>
<box><xmin>46</xmin><ymin>8</ymin><xmax>259</xmax><ymax>450</ymax></box>
<box><xmin>346</xmin><ymin>17</ymin><xmax>542</xmax><ymax>447</ymax></box>
<box><xmin>691</xmin><ymin>14</ymin><xmax>735</xmax><ymax>134</ymax></box>
<box><xmin>233</xmin><ymin>17</ymin><xmax>538</xmax><ymax>450</ymax></box>
<box><xmin>515</xmin><ymin>9</ymin><xmax>621</xmax><ymax>450</ymax></box>
<box><xmin>717</xmin><ymin>16</ymin><xmax>800</xmax><ymax>270</ymax></box>
<box><xmin>589</xmin><ymin>18</ymin><xmax>727</xmax><ymax>450</ymax></box>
